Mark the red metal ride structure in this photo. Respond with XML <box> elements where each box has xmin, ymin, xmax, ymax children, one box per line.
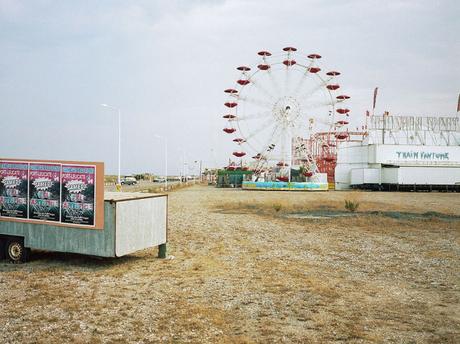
<box><xmin>295</xmin><ymin>131</ymin><xmax>366</xmax><ymax>184</ymax></box>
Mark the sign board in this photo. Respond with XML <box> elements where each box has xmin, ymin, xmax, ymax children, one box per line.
<box><xmin>0</xmin><ymin>159</ymin><xmax>104</xmax><ymax>229</ymax></box>
<box><xmin>370</xmin><ymin>115</ymin><xmax>460</xmax><ymax>132</ymax></box>
<box><xmin>370</xmin><ymin>145</ymin><xmax>460</xmax><ymax>166</ymax></box>
<box><xmin>61</xmin><ymin>165</ymin><xmax>96</xmax><ymax>226</ymax></box>
<box><xmin>29</xmin><ymin>163</ymin><xmax>61</xmax><ymax>221</ymax></box>
<box><xmin>0</xmin><ymin>162</ymin><xmax>28</xmax><ymax>219</ymax></box>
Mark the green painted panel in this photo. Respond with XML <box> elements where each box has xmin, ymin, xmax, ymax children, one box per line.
<box><xmin>0</xmin><ymin>202</ymin><xmax>116</xmax><ymax>257</ymax></box>
<box><xmin>217</xmin><ymin>169</ymin><xmax>252</xmax><ymax>176</ymax></box>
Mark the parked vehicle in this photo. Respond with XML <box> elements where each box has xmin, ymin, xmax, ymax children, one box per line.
<box><xmin>121</xmin><ymin>176</ymin><xmax>137</xmax><ymax>185</ymax></box>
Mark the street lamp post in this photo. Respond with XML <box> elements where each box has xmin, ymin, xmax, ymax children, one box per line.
<box><xmin>183</xmin><ymin>161</ymin><xmax>187</xmax><ymax>183</ymax></box>
<box><xmin>154</xmin><ymin>135</ymin><xmax>168</xmax><ymax>190</ymax></box>
<box><xmin>101</xmin><ymin>104</ymin><xmax>121</xmax><ymax>186</ymax></box>
<box><xmin>194</xmin><ymin>160</ymin><xmax>202</xmax><ymax>182</ymax></box>
<box><xmin>179</xmin><ymin>149</ymin><xmax>186</xmax><ymax>184</ymax></box>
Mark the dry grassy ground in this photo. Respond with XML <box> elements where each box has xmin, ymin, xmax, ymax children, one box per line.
<box><xmin>1</xmin><ymin>186</ymin><xmax>459</xmax><ymax>343</ymax></box>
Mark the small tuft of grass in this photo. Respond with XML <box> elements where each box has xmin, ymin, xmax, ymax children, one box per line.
<box><xmin>273</xmin><ymin>203</ymin><xmax>282</xmax><ymax>212</ymax></box>
<box><xmin>344</xmin><ymin>199</ymin><xmax>359</xmax><ymax>212</ymax></box>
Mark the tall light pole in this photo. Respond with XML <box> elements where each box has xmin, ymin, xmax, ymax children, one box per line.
<box><xmin>179</xmin><ymin>148</ymin><xmax>186</xmax><ymax>183</ymax></box>
<box><xmin>194</xmin><ymin>160</ymin><xmax>202</xmax><ymax>182</ymax></box>
<box><xmin>101</xmin><ymin>104</ymin><xmax>121</xmax><ymax>186</ymax></box>
<box><xmin>154</xmin><ymin>134</ymin><xmax>168</xmax><ymax>190</ymax></box>
<box><xmin>183</xmin><ymin>161</ymin><xmax>187</xmax><ymax>183</ymax></box>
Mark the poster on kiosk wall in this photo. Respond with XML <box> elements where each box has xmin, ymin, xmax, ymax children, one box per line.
<box><xmin>29</xmin><ymin>163</ymin><xmax>61</xmax><ymax>221</ymax></box>
<box><xmin>0</xmin><ymin>161</ymin><xmax>29</xmax><ymax>219</ymax></box>
<box><xmin>61</xmin><ymin>165</ymin><xmax>96</xmax><ymax>226</ymax></box>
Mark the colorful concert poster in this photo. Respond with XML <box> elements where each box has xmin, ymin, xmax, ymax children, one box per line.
<box><xmin>0</xmin><ymin>161</ymin><xmax>29</xmax><ymax>219</ymax></box>
<box><xmin>28</xmin><ymin>163</ymin><xmax>61</xmax><ymax>221</ymax></box>
<box><xmin>61</xmin><ymin>165</ymin><xmax>95</xmax><ymax>226</ymax></box>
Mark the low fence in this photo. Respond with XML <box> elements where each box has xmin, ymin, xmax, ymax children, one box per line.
<box><xmin>103</xmin><ymin>180</ymin><xmax>203</xmax><ymax>193</ymax></box>
<box><xmin>140</xmin><ymin>181</ymin><xmax>197</xmax><ymax>193</ymax></box>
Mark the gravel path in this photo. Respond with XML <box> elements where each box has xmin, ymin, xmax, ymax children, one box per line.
<box><xmin>0</xmin><ymin>186</ymin><xmax>459</xmax><ymax>343</ymax></box>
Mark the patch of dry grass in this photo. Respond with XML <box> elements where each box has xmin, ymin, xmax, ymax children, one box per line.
<box><xmin>216</xmin><ymin>190</ymin><xmax>460</xmax><ymax>217</ymax></box>
<box><xmin>1</xmin><ymin>186</ymin><xmax>459</xmax><ymax>343</ymax></box>
<box><xmin>217</xmin><ymin>198</ymin><xmax>338</xmax><ymax>215</ymax></box>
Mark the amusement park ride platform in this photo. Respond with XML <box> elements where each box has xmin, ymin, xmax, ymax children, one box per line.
<box><xmin>242</xmin><ymin>180</ymin><xmax>328</xmax><ymax>191</ymax></box>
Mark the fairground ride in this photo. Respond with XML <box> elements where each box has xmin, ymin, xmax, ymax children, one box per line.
<box><xmin>221</xmin><ymin>47</ymin><xmax>355</xmax><ymax>184</ymax></box>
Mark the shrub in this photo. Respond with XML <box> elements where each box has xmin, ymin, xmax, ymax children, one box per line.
<box><xmin>273</xmin><ymin>203</ymin><xmax>282</xmax><ymax>212</ymax></box>
<box><xmin>344</xmin><ymin>199</ymin><xmax>359</xmax><ymax>212</ymax></box>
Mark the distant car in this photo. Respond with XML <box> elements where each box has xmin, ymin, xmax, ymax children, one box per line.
<box><xmin>121</xmin><ymin>177</ymin><xmax>137</xmax><ymax>185</ymax></box>
<box><xmin>154</xmin><ymin>178</ymin><xmax>166</xmax><ymax>183</ymax></box>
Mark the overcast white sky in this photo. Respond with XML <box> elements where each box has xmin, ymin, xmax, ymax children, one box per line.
<box><xmin>1</xmin><ymin>0</ymin><xmax>459</xmax><ymax>175</ymax></box>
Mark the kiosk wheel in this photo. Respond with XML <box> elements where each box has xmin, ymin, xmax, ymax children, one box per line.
<box><xmin>6</xmin><ymin>238</ymin><xmax>29</xmax><ymax>263</ymax></box>
<box><xmin>0</xmin><ymin>238</ymin><xmax>5</xmax><ymax>260</ymax></box>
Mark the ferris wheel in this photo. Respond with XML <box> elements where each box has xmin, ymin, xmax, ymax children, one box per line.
<box><xmin>222</xmin><ymin>47</ymin><xmax>350</xmax><ymax>181</ymax></box>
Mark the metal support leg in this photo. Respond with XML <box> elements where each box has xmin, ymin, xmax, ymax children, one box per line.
<box><xmin>158</xmin><ymin>243</ymin><xmax>167</xmax><ymax>258</ymax></box>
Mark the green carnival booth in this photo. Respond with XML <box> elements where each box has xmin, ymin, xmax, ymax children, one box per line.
<box><xmin>216</xmin><ymin>169</ymin><xmax>253</xmax><ymax>188</ymax></box>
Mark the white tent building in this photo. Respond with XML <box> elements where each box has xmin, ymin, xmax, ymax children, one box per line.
<box><xmin>335</xmin><ymin>114</ymin><xmax>460</xmax><ymax>191</ymax></box>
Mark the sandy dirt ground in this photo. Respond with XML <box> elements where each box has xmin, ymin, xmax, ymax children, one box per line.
<box><xmin>0</xmin><ymin>186</ymin><xmax>459</xmax><ymax>343</ymax></box>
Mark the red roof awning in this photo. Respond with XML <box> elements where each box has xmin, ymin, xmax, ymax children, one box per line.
<box><xmin>233</xmin><ymin>151</ymin><xmax>246</xmax><ymax>157</ymax></box>
<box><xmin>258</xmin><ymin>64</ymin><xmax>270</xmax><ymax>70</ymax></box>
<box><xmin>283</xmin><ymin>60</ymin><xmax>296</xmax><ymax>66</ymax></box>
<box><xmin>258</xmin><ymin>51</ymin><xmax>272</xmax><ymax>56</ymax></box>
<box><xmin>308</xmin><ymin>67</ymin><xmax>321</xmax><ymax>73</ymax></box>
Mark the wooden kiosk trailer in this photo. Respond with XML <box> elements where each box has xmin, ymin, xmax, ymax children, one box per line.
<box><xmin>0</xmin><ymin>159</ymin><xmax>167</xmax><ymax>263</ymax></box>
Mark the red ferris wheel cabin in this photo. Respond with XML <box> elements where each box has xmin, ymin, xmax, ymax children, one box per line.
<box><xmin>233</xmin><ymin>151</ymin><xmax>246</xmax><ymax>158</ymax></box>
<box><xmin>224</xmin><ymin>102</ymin><xmax>238</xmax><ymax>108</ymax></box>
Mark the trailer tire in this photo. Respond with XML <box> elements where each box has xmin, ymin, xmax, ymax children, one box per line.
<box><xmin>0</xmin><ymin>239</ymin><xmax>5</xmax><ymax>260</ymax></box>
<box><xmin>6</xmin><ymin>238</ymin><xmax>28</xmax><ymax>263</ymax></box>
